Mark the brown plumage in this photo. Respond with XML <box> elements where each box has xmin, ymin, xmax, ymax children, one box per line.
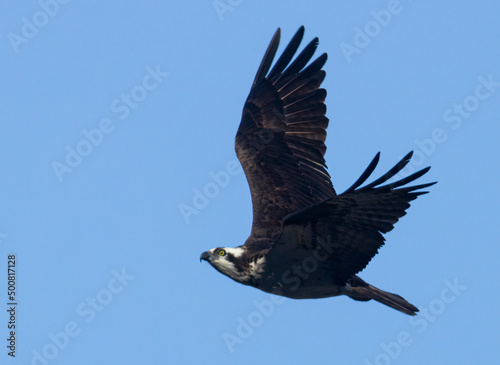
<box><xmin>236</xmin><ymin>27</ymin><xmax>335</xmax><ymax>243</ymax></box>
<box><xmin>201</xmin><ymin>26</ymin><xmax>435</xmax><ymax>316</ymax></box>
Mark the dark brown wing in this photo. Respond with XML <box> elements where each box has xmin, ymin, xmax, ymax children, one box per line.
<box><xmin>235</xmin><ymin>27</ymin><xmax>335</xmax><ymax>248</ymax></box>
<box><xmin>276</xmin><ymin>152</ymin><xmax>436</xmax><ymax>283</ymax></box>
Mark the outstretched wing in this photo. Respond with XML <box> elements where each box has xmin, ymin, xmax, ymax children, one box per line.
<box><xmin>272</xmin><ymin>152</ymin><xmax>436</xmax><ymax>283</ymax></box>
<box><xmin>236</xmin><ymin>27</ymin><xmax>335</xmax><ymax>247</ymax></box>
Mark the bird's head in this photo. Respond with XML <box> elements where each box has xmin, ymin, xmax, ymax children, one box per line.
<box><xmin>200</xmin><ymin>246</ymin><xmax>251</xmax><ymax>284</ymax></box>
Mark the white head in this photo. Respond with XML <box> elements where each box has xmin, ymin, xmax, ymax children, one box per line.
<box><xmin>200</xmin><ymin>246</ymin><xmax>251</xmax><ymax>284</ymax></box>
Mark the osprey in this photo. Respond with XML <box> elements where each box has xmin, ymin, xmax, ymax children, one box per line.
<box><xmin>200</xmin><ymin>27</ymin><xmax>435</xmax><ymax>316</ymax></box>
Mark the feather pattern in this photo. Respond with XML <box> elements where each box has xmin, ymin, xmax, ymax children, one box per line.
<box><xmin>235</xmin><ymin>27</ymin><xmax>335</xmax><ymax>247</ymax></box>
<box><xmin>201</xmin><ymin>27</ymin><xmax>436</xmax><ymax>317</ymax></box>
<box><xmin>276</xmin><ymin>153</ymin><xmax>436</xmax><ymax>281</ymax></box>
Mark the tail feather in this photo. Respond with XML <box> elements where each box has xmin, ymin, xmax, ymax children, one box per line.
<box><xmin>343</xmin><ymin>277</ymin><xmax>419</xmax><ymax>316</ymax></box>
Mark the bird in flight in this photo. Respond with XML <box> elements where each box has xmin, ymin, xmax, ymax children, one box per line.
<box><xmin>200</xmin><ymin>26</ymin><xmax>435</xmax><ymax>316</ymax></box>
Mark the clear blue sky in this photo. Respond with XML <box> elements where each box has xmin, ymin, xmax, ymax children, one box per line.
<box><xmin>1</xmin><ymin>1</ymin><xmax>499</xmax><ymax>364</ymax></box>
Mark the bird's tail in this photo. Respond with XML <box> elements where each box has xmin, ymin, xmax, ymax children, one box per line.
<box><xmin>343</xmin><ymin>276</ymin><xmax>419</xmax><ymax>316</ymax></box>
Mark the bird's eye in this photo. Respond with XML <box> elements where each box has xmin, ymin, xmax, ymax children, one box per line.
<box><xmin>218</xmin><ymin>249</ymin><xmax>226</xmax><ymax>256</ymax></box>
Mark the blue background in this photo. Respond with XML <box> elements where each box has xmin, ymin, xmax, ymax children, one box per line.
<box><xmin>1</xmin><ymin>1</ymin><xmax>499</xmax><ymax>364</ymax></box>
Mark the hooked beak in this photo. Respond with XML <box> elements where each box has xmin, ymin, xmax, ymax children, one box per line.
<box><xmin>200</xmin><ymin>251</ymin><xmax>211</xmax><ymax>262</ymax></box>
